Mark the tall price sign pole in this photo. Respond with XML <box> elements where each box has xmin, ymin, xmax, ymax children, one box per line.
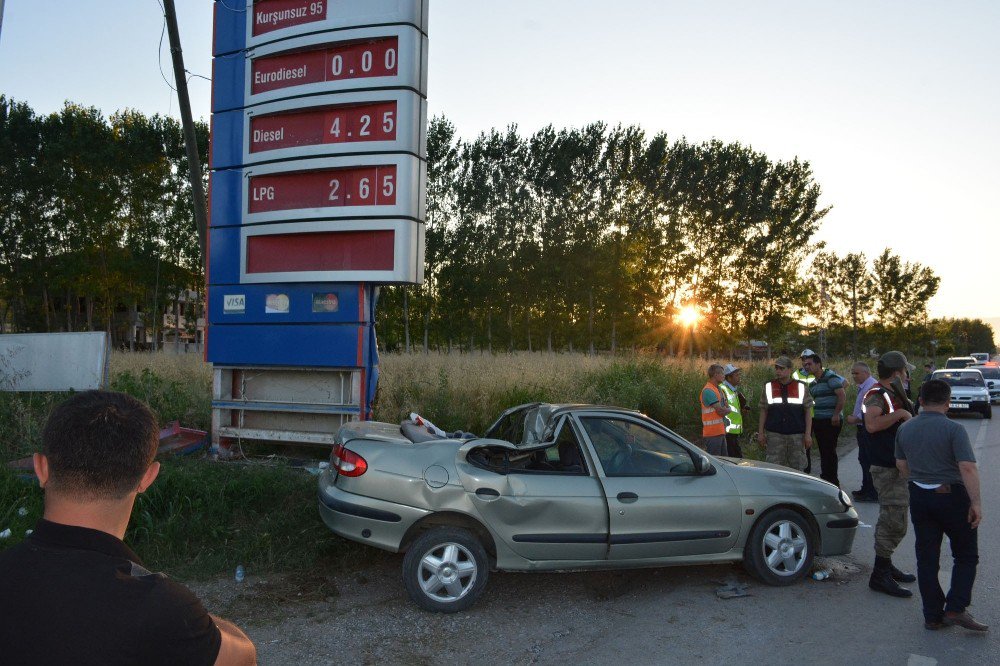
<box><xmin>209</xmin><ymin>0</ymin><xmax>428</xmax><ymax>452</ymax></box>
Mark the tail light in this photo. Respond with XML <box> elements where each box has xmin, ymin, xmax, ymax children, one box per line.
<box><xmin>331</xmin><ymin>444</ymin><xmax>368</xmax><ymax>477</ymax></box>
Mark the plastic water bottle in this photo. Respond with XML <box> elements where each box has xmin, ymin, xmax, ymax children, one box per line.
<box><xmin>235</xmin><ymin>565</ymin><xmax>245</xmax><ymax>583</ymax></box>
<box><xmin>811</xmin><ymin>569</ymin><xmax>831</xmax><ymax>581</ymax></box>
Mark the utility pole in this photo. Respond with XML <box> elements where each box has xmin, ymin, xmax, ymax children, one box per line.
<box><xmin>0</xmin><ymin>0</ymin><xmax>7</xmax><ymax>43</ymax></box>
<box><xmin>162</xmin><ymin>0</ymin><xmax>208</xmax><ymax>265</ymax></box>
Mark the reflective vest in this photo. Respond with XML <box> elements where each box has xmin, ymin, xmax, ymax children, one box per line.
<box><xmin>792</xmin><ymin>369</ymin><xmax>816</xmax><ymax>416</ymax></box>
<box><xmin>700</xmin><ymin>382</ymin><xmax>727</xmax><ymax>437</ymax></box>
<box><xmin>763</xmin><ymin>380</ymin><xmax>808</xmax><ymax>435</ymax></box>
<box><xmin>861</xmin><ymin>384</ymin><xmax>906</xmax><ymax>467</ymax></box>
<box><xmin>720</xmin><ymin>382</ymin><xmax>743</xmax><ymax>434</ymax></box>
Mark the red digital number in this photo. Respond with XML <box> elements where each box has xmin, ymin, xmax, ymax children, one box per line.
<box><xmin>249</xmin><ymin>165</ymin><xmax>399</xmax><ymax>213</ymax></box>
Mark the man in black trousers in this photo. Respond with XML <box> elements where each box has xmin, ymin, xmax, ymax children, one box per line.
<box><xmin>895</xmin><ymin>379</ymin><xmax>988</xmax><ymax>632</ymax></box>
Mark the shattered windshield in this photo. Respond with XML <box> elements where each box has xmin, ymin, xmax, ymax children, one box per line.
<box><xmin>484</xmin><ymin>403</ymin><xmax>558</xmax><ymax>446</ymax></box>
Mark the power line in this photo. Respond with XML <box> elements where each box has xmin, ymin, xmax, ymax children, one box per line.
<box><xmin>155</xmin><ymin>0</ymin><xmax>176</xmax><ymax>92</ymax></box>
<box><xmin>217</xmin><ymin>0</ymin><xmax>247</xmax><ymax>13</ymax></box>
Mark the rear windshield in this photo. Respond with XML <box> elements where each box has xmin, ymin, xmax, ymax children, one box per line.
<box><xmin>972</xmin><ymin>367</ymin><xmax>1000</xmax><ymax>380</ymax></box>
<box><xmin>934</xmin><ymin>371</ymin><xmax>985</xmax><ymax>387</ymax></box>
<box><xmin>945</xmin><ymin>358</ymin><xmax>975</xmax><ymax>368</ymax></box>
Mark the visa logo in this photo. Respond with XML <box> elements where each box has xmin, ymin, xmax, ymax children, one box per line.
<box><xmin>223</xmin><ymin>295</ymin><xmax>246</xmax><ymax>313</ymax></box>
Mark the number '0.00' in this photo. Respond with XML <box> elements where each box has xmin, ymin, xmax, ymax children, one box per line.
<box><xmin>328</xmin><ymin>39</ymin><xmax>398</xmax><ymax>79</ymax></box>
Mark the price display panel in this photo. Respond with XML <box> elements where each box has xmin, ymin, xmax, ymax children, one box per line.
<box><xmin>211</xmin><ymin>91</ymin><xmax>425</xmax><ymax>169</ymax></box>
<box><xmin>238</xmin><ymin>219</ymin><xmax>424</xmax><ymax>283</ymax></box>
<box><xmin>242</xmin><ymin>155</ymin><xmax>424</xmax><ymax>223</ymax></box>
<box><xmin>243</xmin><ymin>26</ymin><xmax>426</xmax><ymax>108</ymax></box>
<box><xmin>212</xmin><ymin>0</ymin><xmax>428</xmax><ymax>55</ymax></box>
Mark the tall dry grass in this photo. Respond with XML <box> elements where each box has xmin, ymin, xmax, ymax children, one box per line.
<box><xmin>5</xmin><ymin>350</ymin><xmax>878</xmax><ymax>456</ymax></box>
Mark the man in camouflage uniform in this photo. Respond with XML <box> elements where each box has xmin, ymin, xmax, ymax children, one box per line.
<box><xmin>757</xmin><ymin>356</ymin><xmax>813</xmax><ymax>470</ymax></box>
<box><xmin>863</xmin><ymin>351</ymin><xmax>918</xmax><ymax>598</ymax></box>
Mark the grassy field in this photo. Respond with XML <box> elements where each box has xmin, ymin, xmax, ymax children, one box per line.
<box><xmin>0</xmin><ymin>350</ymin><xmax>884</xmax><ymax>579</ymax></box>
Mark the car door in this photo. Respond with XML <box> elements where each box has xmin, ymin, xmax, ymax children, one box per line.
<box><xmin>575</xmin><ymin>412</ymin><xmax>742</xmax><ymax>561</ymax></box>
<box><xmin>455</xmin><ymin>416</ymin><xmax>609</xmax><ymax>562</ymax></box>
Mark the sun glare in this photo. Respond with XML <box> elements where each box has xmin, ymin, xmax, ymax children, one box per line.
<box><xmin>676</xmin><ymin>305</ymin><xmax>700</xmax><ymax>328</ymax></box>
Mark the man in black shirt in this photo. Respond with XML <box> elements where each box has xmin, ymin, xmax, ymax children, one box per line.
<box><xmin>0</xmin><ymin>391</ymin><xmax>257</xmax><ymax>665</ymax></box>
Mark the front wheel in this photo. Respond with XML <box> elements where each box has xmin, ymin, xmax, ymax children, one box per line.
<box><xmin>743</xmin><ymin>508</ymin><xmax>815</xmax><ymax>586</ymax></box>
<box><xmin>403</xmin><ymin>526</ymin><xmax>489</xmax><ymax>612</ymax></box>
<box><xmin>983</xmin><ymin>405</ymin><xmax>992</xmax><ymax>420</ymax></box>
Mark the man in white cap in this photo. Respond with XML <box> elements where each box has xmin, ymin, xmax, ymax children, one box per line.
<box><xmin>720</xmin><ymin>363</ymin><xmax>751</xmax><ymax>458</ymax></box>
<box><xmin>794</xmin><ymin>349</ymin><xmax>818</xmax><ymax>473</ymax></box>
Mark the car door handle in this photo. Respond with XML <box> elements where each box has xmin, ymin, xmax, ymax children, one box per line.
<box><xmin>475</xmin><ymin>488</ymin><xmax>500</xmax><ymax>499</ymax></box>
<box><xmin>617</xmin><ymin>492</ymin><xmax>638</xmax><ymax>503</ymax></box>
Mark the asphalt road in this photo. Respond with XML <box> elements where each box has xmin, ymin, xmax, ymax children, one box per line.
<box><xmin>227</xmin><ymin>414</ymin><xmax>1000</xmax><ymax>665</ymax></box>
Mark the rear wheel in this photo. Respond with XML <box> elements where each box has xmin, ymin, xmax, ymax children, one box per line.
<box><xmin>403</xmin><ymin>526</ymin><xmax>489</xmax><ymax>612</ymax></box>
<box><xmin>743</xmin><ymin>508</ymin><xmax>815</xmax><ymax>586</ymax></box>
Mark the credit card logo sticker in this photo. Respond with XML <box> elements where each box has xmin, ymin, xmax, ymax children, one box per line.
<box><xmin>265</xmin><ymin>293</ymin><xmax>290</xmax><ymax>313</ymax></box>
<box><xmin>312</xmin><ymin>292</ymin><xmax>340</xmax><ymax>312</ymax></box>
<box><xmin>223</xmin><ymin>295</ymin><xmax>246</xmax><ymax>314</ymax></box>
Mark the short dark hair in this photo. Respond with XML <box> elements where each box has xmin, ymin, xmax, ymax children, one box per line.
<box><xmin>919</xmin><ymin>379</ymin><xmax>951</xmax><ymax>406</ymax></box>
<box><xmin>41</xmin><ymin>391</ymin><xmax>158</xmax><ymax>500</ymax></box>
<box><xmin>805</xmin><ymin>353</ymin><xmax>822</xmax><ymax>365</ymax></box>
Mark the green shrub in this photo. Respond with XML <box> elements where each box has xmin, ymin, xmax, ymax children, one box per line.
<box><xmin>111</xmin><ymin>368</ymin><xmax>211</xmax><ymax>431</ymax></box>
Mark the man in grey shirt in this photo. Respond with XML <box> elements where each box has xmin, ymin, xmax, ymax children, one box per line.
<box><xmin>895</xmin><ymin>379</ymin><xmax>987</xmax><ymax>632</ymax></box>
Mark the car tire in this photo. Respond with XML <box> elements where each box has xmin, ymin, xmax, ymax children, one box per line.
<box><xmin>403</xmin><ymin>526</ymin><xmax>489</xmax><ymax>613</ymax></box>
<box><xmin>743</xmin><ymin>508</ymin><xmax>815</xmax><ymax>586</ymax></box>
<box><xmin>984</xmin><ymin>405</ymin><xmax>993</xmax><ymax>420</ymax></box>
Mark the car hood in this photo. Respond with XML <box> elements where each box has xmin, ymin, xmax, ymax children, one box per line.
<box><xmin>715</xmin><ymin>456</ymin><xmax>846</xmax><ymax>511</ymax></box>
<box><xmin>949</xmin><ymin>386</ymin><xmax>989</xmax><ymax>397</ymax></box>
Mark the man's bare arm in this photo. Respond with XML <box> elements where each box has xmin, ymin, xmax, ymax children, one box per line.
<box><xmin>958</xmin><ymin>461</ymin><xmax>982</xmax><ymax>528</ymax></box>
<box><xmin>832</xmin><ymin>387</ymin><xmax>847</xmax><ymax>425</ymax></box>
<box><xmin>896</xmin><ymin>459</ymin><xmax>910</xmax><ymax>478</ymax></box>
<box><xmin>212</xmin><ymin>615</ymin><xmax>257</xmax><ymax>666</ymax></box>
<box><xmin>864</xmin><ymin>405</ymin><xmax>910</xmax><ymax>433</ymax></box>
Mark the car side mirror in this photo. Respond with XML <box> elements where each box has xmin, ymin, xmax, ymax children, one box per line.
<box><xmin>694</xmin><ymin>454</ymin><xmax>713</xmax><ymax>475</ymax></box>
<box><xmin>989</xmin><ymin>381</ymin><xmax>995</xmax><ymax>389</ymax></box>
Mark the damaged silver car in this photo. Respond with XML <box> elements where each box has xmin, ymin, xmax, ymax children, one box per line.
<box><xmin>317</xmin><ymin>403</ymin><xmax>858</xmax><ymax>612</ymax></box>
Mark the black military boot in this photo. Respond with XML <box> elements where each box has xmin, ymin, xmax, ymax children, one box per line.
<box><xmin>889</xmin><ymin>560</ymin><xmax>917</xmax><ymax>584</ymax></box>
<box><xmin>870</xmin><ymin>556</ymin><xmax>913</xmax><ymax>598</ymax></box>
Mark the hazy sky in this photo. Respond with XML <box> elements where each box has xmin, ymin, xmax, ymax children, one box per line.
<box><xmin>1</xmin><ymin>0</ymin><xmax>997</xmax><ymax>323</ymax></box>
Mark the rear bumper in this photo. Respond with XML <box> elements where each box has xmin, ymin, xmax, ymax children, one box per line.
<box><xmin>816</xmin><ymin>507</ymin><xmax>859</xmax><ymax>556</ymax></box>
<box><xmin>317</xmin><ymin>470</ymin><xmax>429</xmax><ymax>552</ymax></box>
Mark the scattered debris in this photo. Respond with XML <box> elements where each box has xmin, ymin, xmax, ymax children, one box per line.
<box><xmin>0</xmin><ymin>528</ymin><xmax>11</xmax><ymax>539</ymax></box>
<box><xmin>713</xmin><ymin>576</ymin><xmax>751</xmax><ymax>599</ymax></box>
<box><xmin>17</xmin><ymin>507</ymin><xmax>28</xmax><ymax>516</ymax></box>
<box><xmin>235</xmin><ymin>565</ymin><xmax>246</xmax><ymax>583</ymax></box>
<box><xmin>811</xmin><ymin>569</ymin><xmax>832</xmax><ymax>581</ymax></box>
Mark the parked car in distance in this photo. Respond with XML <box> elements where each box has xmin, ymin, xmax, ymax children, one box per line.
<box><xmin>318</xmin><ymin>403</ymin><xmax>859</xmax><ymax>612</ymax></box>
<box><xmin>945</xmin><ymin>356</ymin><xmax>978</xmax><ymax>369</ymax></box>
<box><xmin>931</xmin><ymin>369</ymin><xmax>992</xmax><ymax>418</ymax></box>
<box><xmin>970</xmin><ymin>364</ymin><xmax>1000</xmax><ymax>403</ymax></box>
<box><xmin>970</xmin><ymin>352</ymin><xmax>993</xmax><ymax>364</ymax></box>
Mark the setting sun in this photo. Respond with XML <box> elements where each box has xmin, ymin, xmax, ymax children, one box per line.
<box><xmin>676</xmin><ymin>305</ymin><xmax>701</xmax><ymax>328</ymax></box>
